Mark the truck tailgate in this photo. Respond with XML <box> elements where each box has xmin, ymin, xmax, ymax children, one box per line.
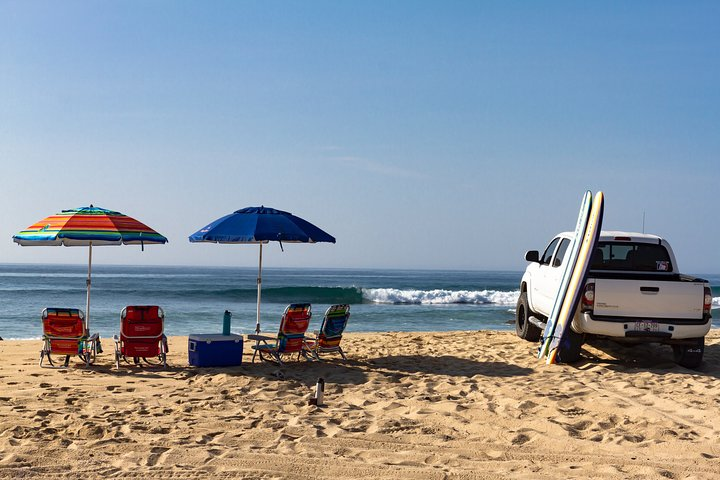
<box><xmin>592</xmin><ymin>278</ymin><xmax>705</xmax><ymax>320</ymax></box>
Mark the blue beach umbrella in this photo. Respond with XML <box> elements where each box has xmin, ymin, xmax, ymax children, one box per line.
<box><xmin>189</xmin><ymin>206</ymin><xmax>336</xmax><ymax>333</ymax></box>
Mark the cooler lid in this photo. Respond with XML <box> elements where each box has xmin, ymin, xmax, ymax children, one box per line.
<box><xmin>188</xmin><ymin>333</ymin><xmax>243</xmax><ymax>343</ymax></box>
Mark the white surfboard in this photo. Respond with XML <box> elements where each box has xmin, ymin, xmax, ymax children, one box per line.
<box><xmin>538</xmin><ymin>191</ymin><xmax>593</xmax><ymax>360</ymax></box>
<box><xmin>547</xmin><ymin>191</ymin><xmax>605</xmax><ymax>364</ymax></box>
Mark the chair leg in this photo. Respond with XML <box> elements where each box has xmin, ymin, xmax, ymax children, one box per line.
<box><xmin>339</xmin><ymin>347</ymin><xmax>347</xmax><ymax>361</ymax></box>
<box><xmin>275</xmin><ymin>352</ymin><xmax>284</xmax><ymax>366</ymax></box>
<box><xmin>160</xmin><ymin>338</ymin><xmax>168</xmax><ymax>368</ymax></box>
<box><xmin>260</xmin><ymin>350</ymin><xmax>284</xmax><ymax>365</ymax></box>
<box><xmin>39</xmin><ymin>339</ymin><xmax>52</xmax><ymax>367</ymax></box>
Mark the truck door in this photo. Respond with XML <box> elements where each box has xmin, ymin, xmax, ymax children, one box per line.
<box><xmin>531</xmin><ymin>237</ymin><xmax>565</xmax><ymax>315</ymax></box>
<box><xmin>544</xmin><ymin>238</ymin><xmax>570</xmax><ymax>312</ymax></box>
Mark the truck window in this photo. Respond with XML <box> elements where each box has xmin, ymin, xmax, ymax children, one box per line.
<box><xmin>552</xmin><ymin>239</ymin><xmax>570</xmax><ymax>268</ymax></box>
<box><xmin>540</xmin><ymin>238</ymin><xmax>560</xmax><ymax>266</ymax></box>
<box><xmin>590</xmin><ymin>242</ymin><xmax>673</xmax><ymax>272</ymax></box>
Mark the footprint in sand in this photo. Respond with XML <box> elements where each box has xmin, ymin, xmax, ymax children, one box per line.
<box><xmin>562</xmin><ymin>420</ymin><xmax>593</xmax><ymax>439</ymax></box>
<box><xmin>511</xmin><ymin>433</ymin><xmax>532</xmax><ymax>445</ymax></box>
<box><xmin>146</xmin><ymin>446</ymin><xmax>170</xmax><ymax>467</ymax></box>
<box><xmin>195</xmin><ymin>432</ymin><xmax>223</xmax><ymax>444</ymax></box>
<box><xmin>559</xmin><ymin>406</ymin><xmax>587</xmax><ymax>418</ymax></box>
<box><xmin>149</xmin><ymin>426</ymin><xmax>171</xmax><ymax>434</ymax></box>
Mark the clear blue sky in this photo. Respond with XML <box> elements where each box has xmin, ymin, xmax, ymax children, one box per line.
<box><xmin>2</xmin><ymin>1</ymin><xmax>718</xmax><ymax>272</ymax></box>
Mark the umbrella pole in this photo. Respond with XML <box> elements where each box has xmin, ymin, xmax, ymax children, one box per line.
<box><xmin>86</xmin><ymin>242</ymin><xmax>93</xmax><ymax>331</ymax></box>
<box><xmin>256</xmin><ymin>243</ymin><xmax>262</xmax><ymax>333</ymax></box>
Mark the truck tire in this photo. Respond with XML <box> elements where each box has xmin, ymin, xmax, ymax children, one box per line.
<box><xmin>516</xmin><ymin>291</ymin><xmax>542</xmax><ymax>342</ymax></box>
<box><xmin>672</xmin><ymin>338</ymin><xmax>704</xmax><ymax>369</ymax></box>
<box><xmin>556</xmin><ymin>328</ymin><xmax>584</xmax><ymax>364</ymax></box>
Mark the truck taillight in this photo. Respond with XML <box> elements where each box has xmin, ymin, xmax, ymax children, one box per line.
<box><xmin>582</xmin><ymin>283</ymin><xmax>595</xmax><ymax>312</ymax></box>
<box><xmin>704</xmin><ymin>286</ymin><xmax>713</xmax><ymax>316</ymax></box>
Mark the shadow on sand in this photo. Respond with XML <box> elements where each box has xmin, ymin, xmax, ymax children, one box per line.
<box><xmin>87</xmin><ymin>351</ymin><xmax>534</xmax><ymax>386</ymax></box>
<box><xmin>92</xmin><ymin>355</ymin><xmax>371</xmax><ymax>387</ymax></box>
<box><xmin>362</xmin><ymin>355</ymin><xmax>533</xmax><ymax>378</ymax></box>
<box><xmin>574</xmin><ymin>336</ymin><xmax>720</xmax><ymax>378</ymax></box>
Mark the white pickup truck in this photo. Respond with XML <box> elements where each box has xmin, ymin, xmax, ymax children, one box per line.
<box><xmin>516</xmin><ymin>231</ymin><xmax>713</xmax><ymax>368</ymax></box>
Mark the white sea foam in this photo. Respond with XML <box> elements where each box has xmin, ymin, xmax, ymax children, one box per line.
<box><xmin>713</xmin><ymin>297</ymin><xmax>720</xmax><ymax>309</ymax></box>
<box><xmin>362</xmin><ymin>288</ymin><xmax>520</xmax><ymax>305</ymax></box>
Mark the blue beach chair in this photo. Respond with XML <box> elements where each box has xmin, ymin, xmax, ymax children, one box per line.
<box><xmin>303</xmin><ymin>304</ymin><xmax>350</xmax><ymax>360</ymax></box>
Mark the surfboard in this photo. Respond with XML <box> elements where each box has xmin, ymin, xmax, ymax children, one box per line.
<box><xmin>546</xmin><ymin>191</ymin><xmax>605</xmax><ymax>364</ymax></box>
<box><xmin>537</xmin><ymin>190</ymin><xmax>593</xmax><ymax>360</ymax></box>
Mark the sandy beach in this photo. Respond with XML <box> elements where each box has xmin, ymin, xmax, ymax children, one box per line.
<box><xmin>1</xmin><ymin>330</ymin><xmax>719</xmax><ymax>479</ymax></box>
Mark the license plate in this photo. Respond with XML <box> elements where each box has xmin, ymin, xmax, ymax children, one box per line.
<box><xmin>633</xmin><ymin>320</ymin><xmax>659</xmax><ymax>332</ymax></box>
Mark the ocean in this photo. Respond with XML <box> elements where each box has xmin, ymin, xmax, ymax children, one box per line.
<box><xmin>1</xmin><ymin>264</ymin><xmax>718</xmax><ymax>341</ymax></box>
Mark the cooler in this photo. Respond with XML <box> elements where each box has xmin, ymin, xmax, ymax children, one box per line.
<box><xmin>188</xmin><ymin>334</ymin><xmax>243</xmax><ymax>367</ymax></box>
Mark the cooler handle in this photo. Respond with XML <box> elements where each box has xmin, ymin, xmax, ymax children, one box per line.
<box><xmin>189</xmin><ymin>340</ymin><xmax>196</xmax><ymax>352</ymax></box>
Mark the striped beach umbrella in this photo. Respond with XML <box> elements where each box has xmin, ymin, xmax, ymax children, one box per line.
<box><xmin>13</xmin><ymin>205</ymin><xmax>168</xmax><ymax>329</ymax></box>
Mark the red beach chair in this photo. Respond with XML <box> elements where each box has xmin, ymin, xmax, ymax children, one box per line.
<box><xmin>40</xmin><ymin>308</ymin><xmax>100</xmax><ymax>368</ymax></box>
<box><xmin>250</xmin><ymin>303</ymin><xmax>312</xmax><ymax>365</ymax></box>
<box><xmin>114</xmin><ymin>305</ymin><xmax>168</xmax><ymax>368</ymax></box>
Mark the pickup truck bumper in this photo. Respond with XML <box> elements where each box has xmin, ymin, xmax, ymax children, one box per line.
<box><xmin>573</xmin><ymin>313</ymin><xmax>712</xmax><ymax>342</ymax></box>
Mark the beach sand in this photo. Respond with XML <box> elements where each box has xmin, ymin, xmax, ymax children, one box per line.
<box><xmin>1</xmin><ymin>331</ymin><xmax>719</xmax><ymax>479</ymax></box>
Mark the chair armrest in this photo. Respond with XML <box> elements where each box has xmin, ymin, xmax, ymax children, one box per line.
<box><xmin>247</xmin><ymin>334</ymin><xmax>274</xmax><ymax>342</ymax></box>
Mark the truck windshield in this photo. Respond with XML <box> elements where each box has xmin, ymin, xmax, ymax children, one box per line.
<box><xmin>590</xmin><ymin>242</ymin><xmax>673</xmax><ymax>272</ymax></box>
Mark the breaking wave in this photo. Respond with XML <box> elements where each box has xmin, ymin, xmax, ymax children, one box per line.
<box><xmin>362</xmin><ymin>288</ymin><xmax>520</xmax><ymax>305</ymax></box>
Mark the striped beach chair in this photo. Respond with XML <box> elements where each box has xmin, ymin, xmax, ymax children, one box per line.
<box><xmin>250</xmin><ymin>303</ymin><xmax>312</xmax><ymax>365</ymax></box>
<box><xmin>40</xmin><ymin>308</ymin><xmax>100</xmax><ymax>368</ymax></box>
<box><xmin>303</xmin><ymin>304</ymin><xmax>350</xmax><ymax>360</ymax></box>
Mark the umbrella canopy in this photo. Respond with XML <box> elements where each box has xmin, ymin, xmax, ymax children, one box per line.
<box><xmin>13</xmin><ymin>205</ymin><xmax>168</xmax><ymax>246</ymax></box>
<box><xmin>189</xmin><ymin>206</ymin><xmax>336</xmax><ymax>244</ymax></box>
<box><xmin>189</xmin><ymin>206</ymin><xmax>335</xmax><ymax>332</ymax></box>
<box><xmin>13</xmin><ymin>205</ymin><xmax>168</xmax><ymax>329</ymax></box>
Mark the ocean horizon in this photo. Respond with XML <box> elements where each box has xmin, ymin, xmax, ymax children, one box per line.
<box><xmin>2</xmin><ymin>263</ymin><xmax>718</xmax><ymax>341</ymax></box>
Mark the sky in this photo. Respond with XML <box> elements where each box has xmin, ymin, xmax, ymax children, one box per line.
<box><xmin>1</xmin><ymin>1</ymin><xmax>718</xmax><ymax>273</ymax></box>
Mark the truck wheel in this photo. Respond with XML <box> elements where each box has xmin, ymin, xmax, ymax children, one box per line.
<box><xmin>557</xmin><ymin>328</ymin><xmax>584</xmax><ymax>364</ymax></box>
<box><xmin>516</xmin><ymin>291</ymin><xmax>542</xmax><ymax>342</ymax></box>
<box><xmin>672</xmin><ymin>338</ymin><xmax>704</xmax><ymax>369</ymax></box>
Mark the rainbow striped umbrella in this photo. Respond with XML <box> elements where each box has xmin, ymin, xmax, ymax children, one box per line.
<box><xmin>13</xmin><ymin>206</ymin><xmax>168</xmax><ymax>329</ymax></box>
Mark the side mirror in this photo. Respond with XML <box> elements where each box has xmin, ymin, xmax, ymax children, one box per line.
<box><xmin>525</xmin><ymin>250</ymin><xmax>540</xmax><ymax>263</ymax></box>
